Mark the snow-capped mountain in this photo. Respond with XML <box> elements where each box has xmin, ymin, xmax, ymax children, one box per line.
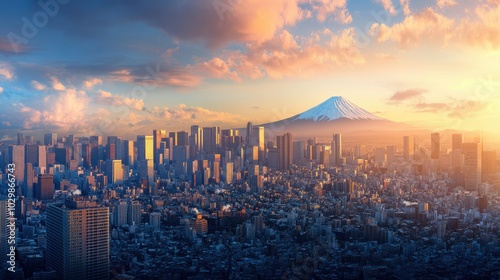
<box><xmin>291</xmin><ymin>96</ymin><xmax>384</xmax><ymax>121</ymax></box>
<box><xmin>258</xmin><ymin>96</ymin><xmax>406</xmax><ymax>137</ymax></box>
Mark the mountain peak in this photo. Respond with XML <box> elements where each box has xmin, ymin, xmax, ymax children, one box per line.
<box><xmin>293</xmin><ymin>96</ymin><xmax>384</xmax><ymax>121</ymax></box>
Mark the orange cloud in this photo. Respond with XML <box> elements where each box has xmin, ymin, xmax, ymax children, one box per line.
<box><xmin>308</xmin><ymin>0</ymin><xmax>352</xmax><ymax>23</ymax></box>
<box><xmin>436</xmin><ymin>0</ymin><xmax>456</xmax><ymax>8</ymax></box>
<box><xmin>0</xmin><ymin>63</ymin><xmax>14</xmax><ymax>80</ymax></box>
<box><xmin>50</xmin><ymin>76</ymin><xmax>67</xmax><ymax>91</ymax></box>
<box><xmin>375</xmin><ymin>0</ymin><xmax>397</xmax><ymax>15</ymax></box>
<box><xmin>83</xmin><ymin>77</ymin><xmax>103</xmax><ymax>89</ymax></box>
<box><xmin>31</xmin><ymin>80</ymin><xmax>47</xmax><ymax>91</ymax></box>
<box><xmin>198</xmin><ymin>28</ymin><xmax>364</xmax><ymax>80</ymax></box>
<box><xmin>96</xmin><ymin>89</ymin><xmax>145</xmax><ymax>111</ymax></box>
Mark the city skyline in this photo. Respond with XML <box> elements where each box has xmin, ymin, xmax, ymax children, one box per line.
<box><xmin>0</xmin><ymin>1</ymin><xmax>500</xmax><ymax>140</ymax></box>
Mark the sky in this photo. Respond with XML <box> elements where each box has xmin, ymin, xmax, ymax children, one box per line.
<box><xmin>0</xmin><ymin>0</ymin><xmax>500</xmax><ymax>139</ymax></box>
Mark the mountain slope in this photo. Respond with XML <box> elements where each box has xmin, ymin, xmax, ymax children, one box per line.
<box><xmin>258</xmin><ymin>96</ymin><xmax>409</xmax><ymax>137</ymax></box>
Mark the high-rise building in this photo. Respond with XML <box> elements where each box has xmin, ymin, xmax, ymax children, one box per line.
<box><xmin>25</xmin><ymin>144</ymin><xmax>38</xmax><ymax>166</ymax></box>
<box><xmin>139</xmin><ymin>159</ymin><xmax>154</xmax><ymax>187</ymax></box>
<box><xmin>202</xmin><ymin>127</ymin><xmax>221</xmax><ymax>154</ymax></box>
<box><xmin>35</xmin><ymin>174</ymin><xmax>53</xmax><ymax>201</ymax></box>
<box><xmin>137</xmin><ymin>135</ymin><xmax>153</xmax><ymax>162</ymax></box>
<box><xmin>114</xmin><ymin>201</ymin><xmax>128</xmax><ymax>227</ymax></box>
<box><xmin>38</xmin><ymin>145</ymin><xmax>47</xmax><ymax>172</ymax></box>
<box><xmin>251</xmin><ymin>126</ymin><xmax>265</xmax><ymax>151</ymax></box>
<box><xmin>277</xmin><ymin>133</ymin><xmax>293</xmax><ymax>170</ymax></box>
<box><xmin>9</xmin><ymin>145</ymin><xmax>25</xmax><ymax>187</ymax></box>
<box><xmin>332</xmin><ymin>133</ymin><xmax>342</xmax><ymax>165</ymax></box>
<box><xmin>127</xmin><ymin>201</ymin><xmax>142</xmax><ymax>226</ymax></box>
<box><xmin>46</xmin><ymin>198</ymin><xmax>109</xmax><ymax>280</ymax></box>
<box><xmin>482</xmin><ymin>150</ymin><xmax>497</xmax><ymax>180</ymax></box>
<box><xmin>177</xmin><ymin>131</ymin><xmax>189</xmax><ymax>146</ymax></box>
<box><xmin>293</xmin><ymin>141</ymin><xmax>306</xmax><ymax>165</ymax></box>
<box><xmin>387</xmin><ymin>145</ymin><xmax>396</xmax><ymax>162</ymax></box>
<box><xmin>246</xmin><ymin>122</ymin><xmax>253</xmax><ymax>146</ymax></box>
<box><xmin>463</xmin><ymin>142</ymin><xmax>482</xmax><ymax>191</ymax></box>
<box><xmin>403</xmin><ymin>136</ymin><xmax>414</xmax><ymax>161</ymax></box>
<box><xmin>224</xmin><ymin>162</ymin><xmax>234</xmax><ymax>184</ymax></box>
<box><xmin>153</xmin><ymin>130</ymin><xmax>167</xmax><ymax>165</ymax></box>
<box><xmin>431</xmin><ymin>133</ymin><xmax>440</xmax><ymax>160</ymax></box>
<box><xmin>106</xmin><ymin>160</ymin><xmax>123</xmax><ymax>185</ymax></box>
<box><xmin>190</xmin><ymin>125</ymin><xmax>203</xmax><ymax>154</ymax></box>
<box><xmin>123</xmin><ymin>140</ymin><xmax>135</xmax><ymax>166</ymax></box>
<box><xmin>44</xmin><ymin>133</ymin><xmax>57</xmax><ymax>146</ymax></box>
<box><xmin>452</xmin><ymin>134</ymin><xmax>463</xmax><ymax>151</ymax></box>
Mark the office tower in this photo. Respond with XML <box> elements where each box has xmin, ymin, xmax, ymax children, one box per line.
<box><xmin>73</xmin><ymin>143</ymin><xmax>83</xmax><ymax>167</ymax></box>
<box><xmin>66</xmin><ymin>134</ymin><xmax>74</xmax><ymax>146</ymax></box>
<box><xmin>246</xmin><ymin>122</ymin><xmax>253</xmax><ymax>146</ymax></box>
<box><xmin>194</xmin><ymin>214</ymin><xmax>208</xmax><ymax>234</ymax></box>
<box><xmin>35</xmin><ymin>174</ymin><xmax>53</xmax><ymax>201</ymax></box>
<box><xmin>106</xmin><ymin>160</ymin><xmax>123</xmax><ymax>185</ymax></box>
<box><xmin>90</xmin><ymin>135</ymin><xmax>102</xmax><ymax>146</ymax></box>
<box><xmin>332</xmin><ymin>133</ymin><xmax>342</xmax><ymax>165</ymax></box>
<box><xmin>25</xmin><ymin>144</ymin><xmax>38</xmax><ymax>165</ymax></box>
<box><xmin>482</xmin><ymin>150</ymin><xmax>497</xmax><ymax>180</ymax></box>
<box><xmin>137</xmin><ymin>135</ymin><xmax>153</xmax><ymax>162</ymax></box>
<box><xmin>190</xmin><ymin>125</ymin><xmax>203</xmax><ymax>149</ymax></box>
<box><xmin>463</xmin><ymin>142</ymin><xmax>482</xmax><ymax>191</ymax></box>
<box><xmin>9</xmin><ymin>145</ymin><xmax>25</xmax><ymax>187</ymax></box>
<box><xmin>431</xmin><ymin>133</ymin><xmax>440</xmax><ymax>160</ymax></box>
<box><xmin>149</xmin><ymin>212</ymin><xmax>161</xmax><ymax>228</ymax></box>
<box><xmin>127</xmin><ymin>201</ymin><xmax>142</xmax><ymax>225</ymax></box>
<box><xmin>375</xmin><ymin>148</ymin><xmax>386</xmax><ymax>165</ymax></box>
<box><xmin>177</xmin><ymin>131</ymin><xmax>189</xmax><ymax>146</ymax></box>
<box><xmin>47</xmin><ymin>198</ymin><xmax>109</xmax><ymax>280</ymax></box>
<box><xmin>403</xmin><ymin>136</ymin><xmax>414</xmax><ymax>161</ymax></box>
<box><xmin>139</xmin><ymin>159</ymin><xmax>154</xmax><ymax>187</ymax></box>
<box><xmin>44</xmin><ymin>133</ymin><xmax>57</xmax><ymax>146</ymax></box>
<box><xmin>107</xmin><ymin>136</ymin><xmax>120</xmax><ymax>160</ymax></box>
<box><xmin>55</xmin><ymin>147</ymin><xmax>71</xmax><ymax>165</ymax></box>
<box><xmin>202</xmin><ymin>127</ymin><xmax>221</xmax><ymax>154</ymax></box>
<box><xmin>38</xmin><ymin>145</ymin><xmax>47</xmax><ymax>171</ymax></box>
<box><xmin>452</xmin><ymin>134</ymin><xmax>463</xmax><ymax>151</ymax></box>
<box><xmin>251</xmin><ymin>126</ymin><xmax>265</xmax><ymax>151</ymax></box>
<box><xmin>293</xmin><ymin>141</ymin><xmax>306</xmax><ymax>165</ymax></box>
<box><xmin>153</xmin><ymin>129</ymin><xmax>167</xmax><ymax>165</ymax></box>
<box><xmin>25</xmin><ymin>163</ymin><xmax>34</xmax><ymax>198</ymax></box>
<box><xmin>277</xmin><ymin>133</ymin><xmax>293</xmax><ymax>170</ymax></box>
<box><xmin>123</xmin><ymin>140</ymin><xmax>135</xmax><ymax>166</ymax></box>
<box><xmin>114</xmin><ymin>201</ymin><xmax>128</xmax><ymax>227</ymax></box>
<box><xmin>17</xmin><ymin>132</ymin><xmax>24</xmax><ymax>145</ymax></box>
<box><xmin>245</xmin><ymin>146</ymin><xmax>259</xmax><ymax>164</ymax></box>
<box><xmin>224</xmin><ymin>162</ymin><xmax>234</xmax><ymax>184</ymax></box>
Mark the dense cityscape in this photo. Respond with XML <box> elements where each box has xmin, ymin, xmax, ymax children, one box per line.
<box><xmin>1</xmin><ymin>124</ymin><xmax>499</xmax><ymax>279</ymax></box>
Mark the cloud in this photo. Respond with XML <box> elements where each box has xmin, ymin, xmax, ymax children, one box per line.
<box><xmin>370</xmin><ymin>8</ymin><xmax>454</xmax><ymax>47</ymax></box>
<box><xmin>436</xmin><ymin>0</ymin><xmax>456</xmax><ymax>8</ymax></box>
<box><xmin>31</xmin><ymin>80</ymin><xmax>47</xmax><ymax>91</ymax></box>
<box><xmin>371</xmin><ymin>5</ymin><xmax>500</xmax><ymax>50</ymax></box>
<box><xmin>414</xmin><ymin>99</ymin><xmax>488</xmax><ymax>119</ymax></box>
<box><xmin>0</xmin><ymin>63</ymin><xmax>14</xmax><ymax>80</ymax></box>
<box><xmin>388</xmin><ymin>89</ymin><xmax>427</xmax><ymax>103</ymax></box>
<box><xmin>95</xmin><ymin>89</ymin><xmax>145</xmax><ymax>111</ymax></box>
<box><xmin>400</xmin><ymin>0</ymin><xmax>411</xmax><ymax>15</ymax></box>
<box><xmin>375</xmin><ymin>0</ymin><xmax>397</xmax><ymax>15</ymax></box>
<box><xmin>197</xmin><ymin>28</ymin><xmax>364</xmax><ymax>80</ymax></box>
<box><xmin>308</xmin><ymin>0</ymin><xmax>352</xmax><ymax>23</ymax></box>
<box><xmin>151</xmin><ymin>104</ymin><xmax>244</xmax><ymax>123</ymax></box>
<box><xmin>0</xmin><ymin>37</ymin><xmax>28</xmax><ymax>54</ymax></box>
<box><xmin>83</xmin><ymin>78</ymin><xmax>103</xmax><ymax>89</ymax></box>
<box><xmin>0</xmin><ymin>86</ymin><xmax>3</xmax><ymax>94</ymax></box>
<box><xmin>50</xmin><ymin>76</ymin><xmax>67</xmax><ymax>91</ymax></box>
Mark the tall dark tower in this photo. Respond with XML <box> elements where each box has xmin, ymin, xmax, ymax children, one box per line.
<box><xmin>431</xmin><ymin>132</ymin><xmax>440</xmax><ymax>160</ymax></box>
<box><xmin>246</xmin><ymin>122</ymin><xmax>253</xmax><ymax>146</ymax></box>
<box><xmin>47</xmin><ymin>198</ymin><xmax>109</xmax><ymax>280</ymax></box>
<box><xmin>277</xmin><ymin>133</ymin><xmax>293</xmax><ymax>170</ymax></box>
<box><xmin>332</xmin><ymin>133</ymin><xmax>342</xmax><ymax>165</ymax></box>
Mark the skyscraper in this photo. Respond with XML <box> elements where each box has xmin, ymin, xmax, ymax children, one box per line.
<box><xmin>35</xmin><ymin>174</ymin><xmax>53</xmax><ymax>201</ymax></box>
<box><xmin>452</xmin><ymin>134</ymin><xmax>463</xmax><ymax>151</ymax></box>
<box><xmin>246</xmin><ymin>122</ymin><xmax>253</xmax><ymax>146</ymax></box>
<box><xmin>431</xmin><ymin>132</ymin><xmax>440</xmax><ymax>160</ymax></box>
<box><xmin>403</xmin><ymin>136</ymin><xmax>414</xmax><ymax>161</ymax></box>
<box><xmin>277</xmin><ymin>133</ymin><xmax>293</xmax><ymax>170</ymax></box>
<box><xmin>332</xmin><ymin>133</ymin><xmax>342</xmax><ymax>165</ymax></box>
<box><xmin>106</xmin><ymin>160</ymin><xmax>123</xmax><ymax>185</ymax></box>
<box><xmin>127</xmin><ymin>201</ymin><xmax>142</xmax><ymax>226</ymax></box>
<box><xmin>123</xmin><ymin>140</ymin><xmax>135</xmax><ymax>166</ymax></box>
<box><xmin>482</xmin><ymin>150</ymin><xmax>496</xmax><ymax>180</ymax></box>
<box><xmin>251</xmin><ymin>126</ymin><xmax>265</xmax><ymax>151</ymax></box>
<box><xmin>153</xmin><ymin>130</ymin><xmax>167</xmax><ymax>165</ymax></box>
<box><xmin>137</xmin><ymin>135</ymin><xmax>153</xmax><ymax>162</ymax></box>
<box><xmin>190</xmin><ymin>125</ymin><xmax>203</xmax><ymax>154</ymax></box>
<box><xmin>47</xmin><ymin>198</ymin><xmax>109</xmax><ymax>280</ymax></box>
<box><xmin>9</xmin><ymin>145</ymin><xmax>25</xmax><ymax>187</ymax></box>
<box><xmin>463</xmin><ymin>142</ymin><xmax>482</xmax><ymax>191</ymax></box>
<box><xmin>44</xmin><ymin>133</ymin><xmax>57</xmax><ymax>146</ymax></box>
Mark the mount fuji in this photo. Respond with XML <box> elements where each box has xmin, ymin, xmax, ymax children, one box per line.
<box><xmin>258</xmin><ymin>96</ymin><xmax>408</xmax><ymax>137</ymax></box>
